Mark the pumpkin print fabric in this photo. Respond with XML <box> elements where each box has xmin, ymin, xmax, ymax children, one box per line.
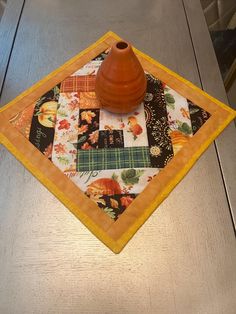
<box><xmin>29</xmin><ymin>85</ymin><xmax>60</xmax><ymax>159</ymax></box>
<box><xmin>10</xmin><ymin>51</ymin><xmax>211</xmax><ymax>220</ymax></box>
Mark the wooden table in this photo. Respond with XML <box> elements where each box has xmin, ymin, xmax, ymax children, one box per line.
<box><xmin>0</xmin><ymin>1</ymin><xmax>236</xmax><ymax>313</ymax></box>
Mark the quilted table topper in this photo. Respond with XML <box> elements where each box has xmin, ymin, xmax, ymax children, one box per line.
<box><xmin>0</xmin><ymin>32</ymin><xmax>235</xmax><ymax>253</ymax></box>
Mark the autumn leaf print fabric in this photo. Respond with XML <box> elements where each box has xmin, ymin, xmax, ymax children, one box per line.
<box><xmin>10</xmin><ymin>50</ymin><xmax>211</xmax><ymax>220</ymax></box>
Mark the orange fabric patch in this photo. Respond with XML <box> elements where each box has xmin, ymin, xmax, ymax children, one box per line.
<box><xmin>80</xmin><ymin>92</ymin><xmax>101</xmax><ymax>109</ymax></box>
<box><xmin>9</xmin><ymin>103</ymin><xmax>35</xmax><ymax>138</ymax></box>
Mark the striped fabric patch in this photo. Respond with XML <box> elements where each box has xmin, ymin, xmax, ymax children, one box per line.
<box><xmin>60</xmin><ymin>75</ymin><xmax>95</xmax><ymax>92</ymax></box>
<box><xmin>77</xmin><ymin>147</ymin><xmax>151</xmax><ymax>171</ymax></box>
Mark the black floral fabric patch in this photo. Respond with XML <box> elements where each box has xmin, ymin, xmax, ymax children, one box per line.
<box><xmin>77</xmin><ymin>109</ymin><xmax>100</xmax><ymax>149</ymax></box>
<box><xmin>95</xmin><ymin>194</ymin><xmax>137</xmax><ymax>220</ymax></box>
<box><xmin>98</xmin><ymin>130</ymin><xmax>124</xmax><ymax>148</ymax></box>
<box><xmin>188</xmin><ymin>100</ymin><xmax>211</xmax><ymax>134</ymax></box>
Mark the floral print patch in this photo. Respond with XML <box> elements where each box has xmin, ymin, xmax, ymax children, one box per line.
<box><xmin>164</xmin><ymin>85</ymin><xmax>193</xmax><ymax>155</ymax></box>
<box><xmin>97</xmin><ymin>194</ymin><xmax>137</xmax><ymax>220</ymax></box>
<box><xmin>69</xmin><ymin>168</ymin><xmax>159</xmax><ymax>218</ymax></box>
<box><xmin>99</xmin><ymin>103</ymin><xmax>149</xmax><ymax>147</ymax></box>
<box><xmin>72</xmin><ymin>60</ymin><xmax>103</xmax><ymax>76</ymax></box>
<box><xmin>51</xmin><ymin>92</ymin><xmax>80</xmax><ymax>172</ymax></box>
<box><xmin>69</xmin><ymin>168</ymin><xmax>160</xmax><ymax>194</ymax></box>
<box><xmin>77</xmin><ymin>109</ymin><xmax>100</xmax><ymax>150</ymax></box>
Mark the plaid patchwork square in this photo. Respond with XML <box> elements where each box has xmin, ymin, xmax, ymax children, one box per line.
<box><xmin>60</xmin><ymin>75</ymin><xmax>96</xmax><ymax>92</ymax></box>
<box><xmin>77</xmin><ymin>147</ymin><xmax>151</xmax><ymax>171</ymax></box>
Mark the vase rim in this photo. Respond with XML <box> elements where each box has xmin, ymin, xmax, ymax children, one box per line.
<box><xmin>112</xmin><ymin>40</ymin><xmax>131</xmax><ymax>53</ymax></box>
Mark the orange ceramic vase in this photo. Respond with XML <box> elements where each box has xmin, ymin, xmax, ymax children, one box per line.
<box><xmin>95</xmin><ymin>41</ymin><xmax>147</xmax><ymax>114</ymax></box>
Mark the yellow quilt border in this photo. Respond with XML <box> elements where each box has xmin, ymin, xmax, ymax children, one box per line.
<box><xmin>0</xmin><ymin>31</ymin><xmax>235</xmax><ymax>253</ymax></box>
<box><xmin>115</xmin><ymin>112</ymin><xmax>235</xmax><ymax>251</ymax></box>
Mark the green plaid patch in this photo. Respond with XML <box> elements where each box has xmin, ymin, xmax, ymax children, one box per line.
<box><xmin>77</xmin><ymin>147</ymin><xmax>151</xmax><ymax>171</ymax></box>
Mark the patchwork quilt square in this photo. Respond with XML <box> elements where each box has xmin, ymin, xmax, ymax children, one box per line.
<box><xmin>98</xmin><ymin>130</ymin><xmax>124</xmax><ymax>148</ymax></box>
<box><xmin>0</xmin><ymin>32</ymin><xmax>235</xmax><ymax>253</ymax></box>
<box><xmin>61</xmin><ymin>75</ymin><xmax>96</xmax><ymax>93</ymax></box>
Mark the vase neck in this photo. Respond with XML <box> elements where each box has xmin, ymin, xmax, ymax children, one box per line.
<box><xmin>110</xmin><ymin>40</ymin><xmax>133</xmax><ymax>59</ymax></box>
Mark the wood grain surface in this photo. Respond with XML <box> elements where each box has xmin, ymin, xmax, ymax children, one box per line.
<box><xmin>183</xmin><ymin>0</ymin><xmax>236</xmax><ymax>228</ymax></box>
<box><xmin>0</xmin><ymin>0</ymin><xmax>25</xmax><ymax>93</ymax></box>
<box><xmin>0</xmin><ymin>0</ymin><xmax>235</xmax><ymax>313</ymax></box>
